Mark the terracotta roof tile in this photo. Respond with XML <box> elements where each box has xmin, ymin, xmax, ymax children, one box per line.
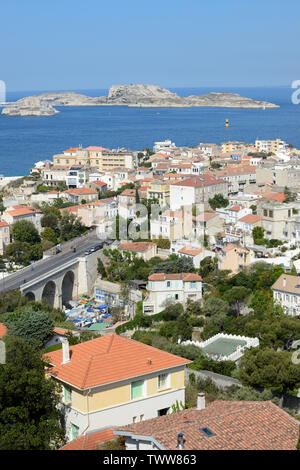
<box><xmin>148</xmin><ymin>272</ymin><xmax>202</xmax><ymax>281</ymax></box>
<box><xmin>44</xmin><ymin>334</ymin><xmax>191</xmax><ymax>390</ymax></box>
<box><xmin>115</xmin><ymin>401</ymin><xmax>299</xmax><ymax>450</ymax></box>
<box><xmin>60</xmin><ymin>428</ymin><xmax>115</xmax><ymax>450</ymax></box>
<box><xmin>0</xmin><ymin>322</ymin><xmax>7</xmax><ymax>339</ymax></box>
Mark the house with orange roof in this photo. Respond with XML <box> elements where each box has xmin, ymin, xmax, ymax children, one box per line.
<box><xmin>2</xmin><ymin>205</ymin><xmax>43</xmax><ymax>232</ymax></box>
<box><xmin>207</xmin><ymin>165</ymin><xmax>256</xmax><ymax>194</ymax></box>
<box><xmin>237</xmin><ymin>213</ymin><xmax>262</xmax><ymax>232</ymax></box>
<box><xmin>257</xmin><ymin>201</ymin><xmax>296</xmax><ymax>242</ymax></box>
<box><xmin>115</xmin><ymin>398</ymin><xmax>299</xmax><ymax>450</ymax></box>
<box><xmin>216</xmin><ymin>205</ymin><xmax>252</xmax><ymax>224</ymax></box>
<box><xmin>60</xmin><ymin>198</ymin><xmax>118</xmax><ymax>230</ymax></box>
<box><xmin>43</xmin><ymin>334</ymin><xmax>191</xmax><ymax>442</ymax></box>
<box><xmin>176</xmin><ymin>245</ymin><xmax>215</xmax><ymax>268</ymax></box>
<box><xmin>217</xmin><ymin>243</ymin><xmax>250</xmax><ymax>275</ymax></box>
<box><xmin>117</xmin><ymin>241</ymin><xmax>157</xmax><ymax>261</ymax></box>
<box><xmin>64</xmin><ymin>187</ymin><xmax>98</xmax><ymax>204</ymax></box>
<box><xmin>143</xmin><ymin>272</ymin><xmax>202</xmax><ymax>315</ymax></box>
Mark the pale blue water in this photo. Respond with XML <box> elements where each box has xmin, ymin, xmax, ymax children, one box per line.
<box><xmin>0</xmin><ymin>86</ymin><xmax>299</xmax><ymax>176</ymax></box>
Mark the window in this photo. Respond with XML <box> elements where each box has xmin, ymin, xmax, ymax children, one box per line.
<box><xmin>157</xmin><ymin>407</ymin><xmax>170</xmax><ymax>416</ymax></box>
<box><xmin>167</xmin><ymin>281</ymin><xmax>171</xmax><ymax>287</ymax></box>
<box><xmin>200</xmin><ymin>427</ymin><xmax>215</xmax><ymax>437</ymax></box>
<box><xmin>63</xmin><ymin>385</ymin><xmax>72</xmax><ymax>404</ymax></box>
<box><xmin>71</xmin><ymin>423</ymin><xmax>79</xmax><ymax>440</ymax></box>
<box><xmin>131</xmin><ymin>380</ymin><xmax>144</xmax><ymax>399</ymax></box>
<box><xmin>132</xmin><ymin>416</ymin><xmax>137</xmax><ymax>423</ymax></box>
<box><xmin>175</xmin><ymin>294</ymin><xmax>179</xmax><ymax>300</ymax></box>
<box><xmin>140</xmin><ymin>414</ymin><xmax>144</xmax><ymax>421</ymax></box>
<box><xmin>158</xmin><ymin>373</ymin><xmax>169</xmax><ymax>390</ymax></box>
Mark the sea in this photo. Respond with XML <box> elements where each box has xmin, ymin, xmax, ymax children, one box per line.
<box><xmin>0</xmin><ymin>86</ymin><xmax>299</xmax><ymax>176</ymax></box>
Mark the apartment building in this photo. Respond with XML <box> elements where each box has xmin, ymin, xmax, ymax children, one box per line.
<box><xmin>53</xmin><ymin>146</ymin><xmax>135</xmax><ymax>172</ymax></box>
<box><xmin>146</xmin><ymin>181</ymin><xmax>170</xmax><ymax>208</ymax></box>
<box><xmin>221</xmin><ymin>141</ymin><xmax>246</xmax><ymax>154</ymax></box>
<box><xmin>272</xmin><ymin>274</ymin><xmax>300</xmax><ymax>316</ymax></box>
<box><xmin>61</xmin><ymin>198</ymin><xmax>118</xmax><ymax>228</ymax></box>
<box><xmin>255</xmin><ymin>139</ymin><xmax>288</xmax><ymax>153</ymax></box>
<box><xmin>65</xmin><ymin>166</ymin><xmax>93</xmax><ymax>189</ymax></box>
<box><xmin>43</xmin><ymin>334</ymin><xmax>190</xmax><ymax>441</ymax></box>
<box><xmin>143</xmin><ymin>272</ymin><xmax>202</xmax><ymax>315</ymax></box>
<box><xmin>257</xmin><ymin>202</ymin><xmax>296</xmax><ymax>241</ymax></box>
<box><xmin>216</xmin><ymin>205</ymin><xmax>252</xmax><ymax>225</ymax></box>
<box><xmin>170</xmin><ymin>175</ymin><xmax>228</xmax><ymax>211</ymax></box>
<box><xmin>150</xmin><ymin>208</ymin><xmax>193</xmax><ymax>241</ymax></box>
<box><xmin>41</xmin><ymin>165</ymin><xmax>69</xmax><ymax>187</ymax></box>
<box><xmin>208</xmin><ymin>166</ymin><xmax>256</xmax><ymax>194</ymax></box>
<box><xmin>256</xmin><ymin>163</ymin><xmax>300</xmax><ymax>190</ymax></box>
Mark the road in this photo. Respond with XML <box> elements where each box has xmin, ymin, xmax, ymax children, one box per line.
<box><xmin>0</xmin><ymin>235</ymin><xmax>110</xmax><ymax>293</ymax></box>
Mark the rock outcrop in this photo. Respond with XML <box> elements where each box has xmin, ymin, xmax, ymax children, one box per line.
<box><xmin>1</xmin><ymin>84</ymin><xmax>279</xmax><ymax>116</ymax></box>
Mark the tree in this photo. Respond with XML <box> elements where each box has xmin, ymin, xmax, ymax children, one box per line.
<box><xmin>202</xmin><ymin>297</ymin><xmax>229</xmax><ymax>317</ymax></box>
<box><xmin>6</xmin><ymin>241</ymin><xmax>34</xmax><ymax>265</ymax></box>
<box><xmin>208</xmin><ymin>194</ymin><xmax>229</xmax><ymax>210</ymax></box>
<box><xmin>41</xmin><ymin>213</ymin><xmax>59</xmax><ymax>230</ymax></box>
<box><xmin>0</xmin><ymin>337</ymin><xmax>65</xmax><ymax>449</ymax></box>
<box><xmin>199</xmin><ymin>256</ymin><xmax>218</xmax><ymax>279</ymax></box>
<box><xmin>97</xmin><ymin>258</ymin><xmax>107</xmax><ymax>278</ymax></box>
<box><xmin>41</xmin><ymin>227</ymin><xmax>57</xmax><ymax>245</ymax></box>
<box><xmin>223</xmin><ymin>286</ymin><xmax>251</xmax><ymax>316</ymax></box>
<box><xmin>252</xmin><ymin>226</ymin><xmax>265</xmax><ymax>245</ymax></box>
<box><xmin>59</xmin><ymin>212</ymin><xmax>86</xmax><ymax>242</ymax></box>
<box><xmin>238</xmin><ymin>348</ymin><xmax>300</xmax><ymax>399</ymax></box>
<box><xmin>5</xmin><ymin>306</ymin><xmax>54</xmax><ymax>348</ymax></box>
<box><xmin>174</xmin><ymin>314</ymin><xmax>193</xmax><ymax>342</ymax></box>
<box><xmin>11</xmin><ymin>220</ymin><xmax>41</xmax><ymax>244</ymax></box>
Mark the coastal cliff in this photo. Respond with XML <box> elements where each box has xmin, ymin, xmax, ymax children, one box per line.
<box><xmin>1</xmin><ymin>84</ymin><xmax>279</xmax><ymax>116</ymax></box>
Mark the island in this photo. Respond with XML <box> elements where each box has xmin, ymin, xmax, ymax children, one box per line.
<box><xmin>1</xmin><ymin>84</ymin><xmax>279</xmax><ymax>116</ymax></box>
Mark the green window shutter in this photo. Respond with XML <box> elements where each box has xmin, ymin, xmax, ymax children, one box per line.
<box><xmin>71</xmin><ymin>423</ymin><xmax>79</xmax><ymax>440</ymax></box>
<box><xmin>131</xmin><ymin>380</ymin><xmax>144</xmax><ymax>399</ymax></box>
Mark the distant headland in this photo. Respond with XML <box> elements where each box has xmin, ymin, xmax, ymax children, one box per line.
<box><xmin>1</xmin><ymin>84</ymin><xmax>279</xmax><ymax>116</ymax></box>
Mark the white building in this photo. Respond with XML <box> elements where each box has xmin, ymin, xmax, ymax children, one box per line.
<box><xmin>272</xmin><ymin>274</ymin><xmax>300</xmax><ymax>317</ymax></box>
<box><xmin>143</xmin><ymin>272</ymin><xmax>202</xmax><ymax>315</ymax></box>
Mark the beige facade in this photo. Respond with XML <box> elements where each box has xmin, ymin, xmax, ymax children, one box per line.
<box><xmin>272</xmin><ymin>274</ymin><xmax>300</xmax><ymax>317</ymax></box>
<box><xmin>217</xmin><ymin>243</ymin><xmax>250</xmax><ymax>275</ymax></box>
<box><xmin>257</xmin><ymin>202</ymin><xmax>296</xmax><ymax>241</ymax></box>
<box><xmin>147</xmin><ymin>181</ymin><xmax>170</xmax><ymax>208</ymax></box>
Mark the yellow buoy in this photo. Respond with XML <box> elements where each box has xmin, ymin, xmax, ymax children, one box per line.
<box><xmin>225</xmin><ymin>118</ymin><xmax>229</xmax><ymax>128</ymax></box>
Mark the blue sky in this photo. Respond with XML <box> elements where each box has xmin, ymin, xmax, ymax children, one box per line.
<box><xmin>1</xmin><ymin>0</ymin><xmax>300</xmax><ymax>91</ymax></box>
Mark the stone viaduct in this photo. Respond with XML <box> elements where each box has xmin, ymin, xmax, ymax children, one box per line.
<box><xmin>20</xmin><ymin>252</ymin><xmax>99</xmax><ymax>309</ymax></box>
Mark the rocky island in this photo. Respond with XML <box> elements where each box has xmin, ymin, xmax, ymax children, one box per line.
<box><xmin>1</xmin><ymin>84</ymin><xmax>279</xmax><ymax>116</ymax></box>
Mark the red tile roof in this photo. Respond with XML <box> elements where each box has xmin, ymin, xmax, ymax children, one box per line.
<box><xmin>118</xmin><ymin>242</ymin><xmax>155</xmax><ymax>253</ymax></box>
<box><xmin>178</xmin><ymin>247</ymin><xmax>203</xmax><ymax>256</ymax></box>
<box><xmin>171</xmin><ymin>175</ymin><xmax>225</xmax><ymax>188</ymax></box>
<box><xmin>91</xmin><ymin>180</ymin><xmax>107</xmax><ymax>187</ymax></box>
<box><xmin>148</xmin><ymin>273</ymin><xmax>202</xmax><ymax>282</ymax></box>
<box><xmin>44</xmin><ymin>334</ymin><xmax>191</xmax><ymax>390</ymax></box>
<box><xmin>60</xmin><ymin>428</ymin><xmax>115</xmax><ymax>450</ymax></box>
<box><xmin>65</xmin><ymin>188</ymin><xmax>97</xmax><ymax>195</ymax></box>
<box><xmin>238</xmin><ymin>214</ymin><xmax>261</xmax><ymax>224</ymax></box>
<box><xmin>0</xmin><ymin>322</ymin><xmax>7</xmax><ymax>339</ymax></box>
<box><xmin>116</xmin><ymin>401</ymin><xmax>299</xmax><ymax>450</ymax></box>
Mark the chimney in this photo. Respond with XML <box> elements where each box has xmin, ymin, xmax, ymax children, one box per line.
<box><xmin>147</xmin><ymin>358</ymin><xmax>152</xmax><ymax>365</ymax></box>
<box><xmin>283</xmin><ymin>277</ymin><xmax>286</xmax><ymax>288</ymax></box>
<box><xmin>197</xmin><ymin>392</ymin><xmax>205</xmax><ymax>410</ymax></box>
<box><xmin>176</xmin><ymin>433</ymin><xmax>185</xmax><ymax>449</ymax></box>
<box><xmin>61</xmin><ymin>337</ymin><xmax>70</xmax><ymax>364</ymax></box>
